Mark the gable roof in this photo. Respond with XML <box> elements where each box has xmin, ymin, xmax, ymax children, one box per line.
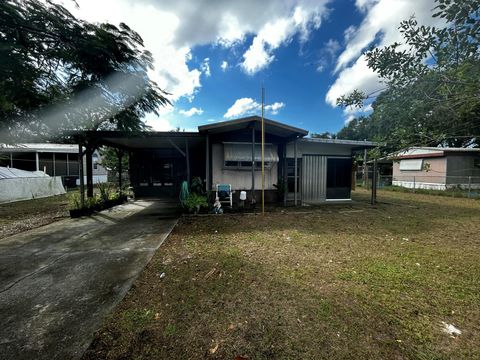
<box><xmin>198</xmin><ymin>116</ymin><xmax>308</xmax><ymax>138</ymax></box>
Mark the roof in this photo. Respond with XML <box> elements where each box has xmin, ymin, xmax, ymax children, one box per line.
<box><xmin>198</xmin><ymin>116</ymin><xmax>308</xmax><ymax>138</ymax></box>
<box><xmin>300</xmin><ymin>137</ymin><xmax>376</xmax><ymax>147</ymax></box>
<box><xmin>0</xmin><ymin>167</ymin><xmax>48</xmax><ymax>179</ymax></box>
<box><xmin>0</xmin><ymin>143</ymin><xmax>79</xmax><ymax>153</ymax></box>
<box><xmin>79</xmin><ymin>131</ymin><xmax>203</xmax><ymax>149</ymax></box>
<box><xmin>391</xmin><ymin>146</ymin><xmax>480</xmax><ymax>159</ymax></box>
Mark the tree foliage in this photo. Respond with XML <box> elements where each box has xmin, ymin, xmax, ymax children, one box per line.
<box><xmin>0</xmin><ymin>0</ymin><xmax>170</xmax><ymax>142</ymax></box>
<box><xmin>336</xmin><ymin>0</ymin><xmax>480</xmax><ymax>153</ymax></box>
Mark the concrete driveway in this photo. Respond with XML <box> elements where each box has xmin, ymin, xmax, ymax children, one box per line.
<box><xmin>0</xmin><ymin>199</ymin><xmax>180</xmax><ymax>360</ymax></box>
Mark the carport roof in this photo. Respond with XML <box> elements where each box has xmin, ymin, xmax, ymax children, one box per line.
<box><xmin>198</xmin><ymin>116</ymin><xmax>308</xmax><ymax>138</ymax></box>
<box><xmin>76</xmin><ymin>131</ymin><xmax>203</xmax><ymax>150</ymax></box>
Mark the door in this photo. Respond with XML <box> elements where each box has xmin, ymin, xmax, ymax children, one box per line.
<box><xmin>301</xmin><ymin>155</ymin><xmax>327</xmax><ymax>203</ymax></box>
<box><xmin>326</xmin><ymin>157</ymin><xmax>352</xmax><ymax>200</ymax></box>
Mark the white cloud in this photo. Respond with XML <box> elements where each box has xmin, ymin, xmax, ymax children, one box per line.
<box><xmin>241</xmin><ymin>4</ymin><xmax>329</xmax><ymax>74</ymax></box>
<box><xmin>179</xmin><ymin>107</ymin><xmax>204</xmax><ymax>117</ymax></box>
<box><xmin>201</xmin><ymin>58</ymin><xmax>211</xmax><ymax>77</ymax></box>
<box><xmin>326</xmin><ymin>0</ymin><xmax>442</xmax><ymax>107</ymax></box>
<box><xmin>220</xmin><ymin>61</ymin><xmax>229</xmax><ymax>71</ymax></box>
<box><xmin>224</xmin><ymin>98</ymin><xmax>285</xmax><ymax>118</ymax></box>
<box><xmin>63</xmin><ymin>0</ymin><xmax>332</xmax><ymax>131</ymax></box>
<box><xmin>143</xmin><ymin>111</ymin><xmax>175</xmax><ymax>131</ymax></box>
<box><xmin>345</xmin><ymin>115</ymin><xmax>356</xmax><ymax>125</ymax></box>
<box><xmin>265</xmin><ymin>102</ymin><xmax>285</xmax><ymax>115</ymax></box>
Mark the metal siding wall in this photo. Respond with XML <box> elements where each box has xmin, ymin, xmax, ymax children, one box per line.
<box><xmin>302</xmin><ymin>155</ymin><xmax>326</xmax><ymax>203</ymax></box>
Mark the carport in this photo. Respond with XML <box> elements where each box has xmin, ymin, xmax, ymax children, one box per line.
<box><xmin>72</xmin><ymin>131</ymin><xmax>204</xmax><ymax>202</ymax></box>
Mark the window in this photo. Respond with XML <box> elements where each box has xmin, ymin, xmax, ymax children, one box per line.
<box><xmin>399</xmin><ymin>159</ymin><xmax>423</xmax><ymax>171</ymax></box>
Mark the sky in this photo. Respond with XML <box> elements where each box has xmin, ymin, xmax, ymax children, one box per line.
<box><xmin>61</xmin><ymin>0</ymin><xmax>440</xmax><ymax>134</ymax></box>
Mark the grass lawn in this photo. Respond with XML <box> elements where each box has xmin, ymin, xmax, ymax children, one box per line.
<box><xmin>83</xmin><ymin>190</ymin><xmax>480</xmax><ymax>359</ymax></box>
<box><xmin>0</xmin><ymin>194</ymin><xmax>69</xmax><ymax>239</ymax></box>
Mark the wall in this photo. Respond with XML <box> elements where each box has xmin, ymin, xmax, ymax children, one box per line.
<box><xmin>211</xmin><ymin>143</ymin><xmax>278</xmax><ymax>190</ymax></box>
<box><xmin>286</xmin><ymin>141</ymin><xmax>352</xmax><ymax>157</ymax></box>
<box><xmin>392</xmin><ymin>157</ymin><xmax>447</xmax><ymax>187</ymax></box>
<box><xmin>0</xmin><ymin>176</ymin><xmax>66</xmax><ymax>203</ymax></box>
<box><xmin>446</xmin><ymin>154</ymin><xmax>480</xmax><ymax>185</ymax></box>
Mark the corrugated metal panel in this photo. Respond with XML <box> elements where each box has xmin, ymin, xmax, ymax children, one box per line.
<box><xmin>301</xmin><ymin>155</ymin><xmax>326</xmax><ymax>203</ymax></box>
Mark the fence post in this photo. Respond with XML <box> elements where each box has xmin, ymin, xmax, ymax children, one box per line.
<box><xmin>413</xmin><ymin>176</ymin><xmax>416</xmax><ymax>193</ymax></box>
<box><xmin>468</xmin><ymin>176</ymin><xmax>472</xmax><ymax>198</ymax></box>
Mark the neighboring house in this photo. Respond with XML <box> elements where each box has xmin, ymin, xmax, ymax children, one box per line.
<box><xmin>0</xmin><ymin>143</ymin><xmax>108</xmax><ymax>188</ymax></box>
<box><xmin>391</xmin><ymin>147</ymin><xmax>480</xmax><ymax>190</ymax></box>
<box><xmin>75</xmin><ymin>116</ymin><xmax>375</xmax><ymax>205</ymax></box>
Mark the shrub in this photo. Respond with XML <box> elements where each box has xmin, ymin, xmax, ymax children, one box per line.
<box><xmin>183</xmin><ymin>193</ymin><xmax>208</xmax><ymax>214</ymax></box>
<box><xmin>68</xmin><ymin>192</ymin><xmax>82</xmax><ymax>210</ymax></box>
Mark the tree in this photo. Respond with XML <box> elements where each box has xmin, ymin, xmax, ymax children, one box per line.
<box><xmin>99</xmin><ymin>146</ymin><xmax>129</xmax><ymax>183</ymax></box>
<box><xmin>0</xmin><ymin>0</ymin><xmax>170</xmax><ymax>143</ymax></box>
<box><xmin>337</xmin><ymin>0</ymin><xmax>480</xmax><ymax>152</ymax></box>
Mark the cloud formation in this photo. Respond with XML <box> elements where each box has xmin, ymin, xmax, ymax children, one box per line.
<box><xmin>326</xmin><ymin>0</ymin><xmax>441</xmax><ymax>109</ymax></box>
<box><xmin>179</xmin><ymin>107</ymin><xmax>204</xmax><ymax>117</ymax></box>
<box><xmin>241</xmin><ymin>5</ymin><xmax>328</xmax><ymax>74</ymax></box>
<box><xmin>224</xmin><ymin>98</ymin><xmax>285</xmax><ymax>119</ymax></box>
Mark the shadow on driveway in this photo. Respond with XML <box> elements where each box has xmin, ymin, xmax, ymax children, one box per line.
<box><xmin>0</xmin><ymin>199</ymin><xmax>180</xmax><ymax>360</ymax></box>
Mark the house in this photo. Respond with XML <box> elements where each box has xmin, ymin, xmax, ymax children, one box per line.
<box><xmin>391</xmin><ymin>147</ymin><xmax>480</xmax><ymax>190</ymax></box>
<box><xmin>0</xmin><ymin>143</ymin><xmax>108</xmax><ymax>188</ymax></box>
<box><xmin>74</xmin><ymin>116</ymin><xmax>375</xmax><ymax>205</ymax></box>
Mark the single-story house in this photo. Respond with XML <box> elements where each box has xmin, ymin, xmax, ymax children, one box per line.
<box><xmin>74</xmin><ymin>116</ymin><xmax>375</xmax><ymax>205</ymax></box>
<box><xmin>0</xmin><ymin>143</ymin><xmax>108</xmax><ymax>187</ymax></box>
<box><xmin>391</xmin><ymin>147</ymin><xmax>480</xmax><ymax>190</ymax></box>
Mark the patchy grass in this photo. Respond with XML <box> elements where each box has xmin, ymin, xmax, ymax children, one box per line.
<box><xmin>83</xmin><ymin>189</ymin><xmax>480</xmax><ymax>359</ymax></box>
<box><xmin>0</xmin><ymin>194</ymin><xmax>69</xmax><ymax>239</ymax></box>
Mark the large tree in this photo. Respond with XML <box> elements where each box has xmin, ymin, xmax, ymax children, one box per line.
<box><xmin>337</xmin><ymin>0</ymin><xmax>480</xmax><ymax>152</ymax></box>
<box><xmin>0</xmin><ymin>0</ymin><xmax>170</xmax><ymax>142</ymax></box>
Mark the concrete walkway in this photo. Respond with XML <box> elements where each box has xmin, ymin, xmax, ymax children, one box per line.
<box><xmin>0</xmin><ymin>200</ymin><xmax>180</xmax><ymax>360</ymax></box>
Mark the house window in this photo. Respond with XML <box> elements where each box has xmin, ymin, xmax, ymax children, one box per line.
<box><xmin>399</xmin><ymin>159</ymin><xmax>423</xmax><ymax>171</ymax></box>
<box><xmin>223</xmin><ymin>142</ymin><xmax>278</xmax><ymax>170</ymax></box>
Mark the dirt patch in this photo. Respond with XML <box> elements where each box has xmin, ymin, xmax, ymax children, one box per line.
<box><xmin>82</xmin><ymin>190</ymin><xmax>480</xmax><ymax>359</ymax></box>
<box><xmin>0</xmin><ymin>194</ymin><xmax>69</xmax><ymax>239</ymax></box>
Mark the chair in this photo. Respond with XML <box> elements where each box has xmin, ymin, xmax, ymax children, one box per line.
<box><xmin>216</xmin><ymin>184</ymin><xmax>233</xmax><ymax>208</ymax></box>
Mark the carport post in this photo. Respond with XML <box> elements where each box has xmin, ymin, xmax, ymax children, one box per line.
<box><xmin>117</xmin><ymin>150</ymin><xmax>123</xmax><ymax>190</ymax></box>
<box><xmin>185</xmin><ymin>138</ymin><xmax>190</xmax><ymax>185</ymax></box>
<box><xmin>206</xmin><ymin>134</ymin><xmax>211</xmax><ymax>193</ymax></box>
<box><xmin>371</xmin><ymin>158</ymin><xmax>377</xmax><ymax>205</ymax></box>
<box><xmin>294</xmin><ymin>138</ymin><xmax>298</xmax><ymax>206</ymax></box>
<box><xmin>283</xmin><ymin>142</ymin><xmax>287</xmax><ymax>206</ymax></box>
<box><xmin>251</xmin><ymin>125</ymin><xmax>255</xmax><ymax>201</ymax></box>
<box><xmin>78</xmin><ymin>143</ymin><xmax>85</xmax><ymax>207</ymax></box>
<box><xmin>85</xmin><ymin>147</ymin><xmax>94</xmax><ymax>198</ymax></box>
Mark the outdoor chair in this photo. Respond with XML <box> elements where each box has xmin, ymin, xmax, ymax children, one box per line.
<box><xmin>216</xmin><ymin>183</ymin><xmax>233</xmax><ymax>208</ymax></box>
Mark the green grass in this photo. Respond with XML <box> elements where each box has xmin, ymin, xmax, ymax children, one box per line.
<box><xmin>83</xmin><ymin>189</ymin><xmax>480</xmax><ymax>359</ymax></box>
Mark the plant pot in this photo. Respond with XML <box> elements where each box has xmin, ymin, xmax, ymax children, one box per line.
<box><xmin>69</xmin><ymin>209</ymin><xmax>84</xmax><ymax>218</ymax></box>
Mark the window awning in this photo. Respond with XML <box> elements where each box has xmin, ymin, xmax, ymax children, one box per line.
<box><xmin>223</xmin><ymin>143</ymin><xmax>279</xmax><ymax>162</ymax></box>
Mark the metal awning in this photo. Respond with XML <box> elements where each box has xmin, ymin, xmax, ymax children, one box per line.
<box><xmin>223</xmin><ymin>142</ymin><xmax>279</xmax><ymax>162</ymax></box>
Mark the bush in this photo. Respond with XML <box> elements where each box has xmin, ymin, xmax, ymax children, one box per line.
<box><xmin>68</xmin><ymin>192</ymin><xmax>82</xmax><ymax>210</ymax></box>
<box><xmin>183</xmin><ymin>193</ymin><xmax>208</xmax><ymax>214</ymax></box>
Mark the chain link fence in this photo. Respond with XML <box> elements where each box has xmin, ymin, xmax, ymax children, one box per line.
<box><xmin>356</xmin><ymin>172</ymin><xmax>480</xmax><ymax>199</ymax></box>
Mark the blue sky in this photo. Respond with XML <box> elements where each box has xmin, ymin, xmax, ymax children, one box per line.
<box><xmin>67</xmin><ymin>0</ymin><xmax>439</xmax><ymax>134</ymax></box>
